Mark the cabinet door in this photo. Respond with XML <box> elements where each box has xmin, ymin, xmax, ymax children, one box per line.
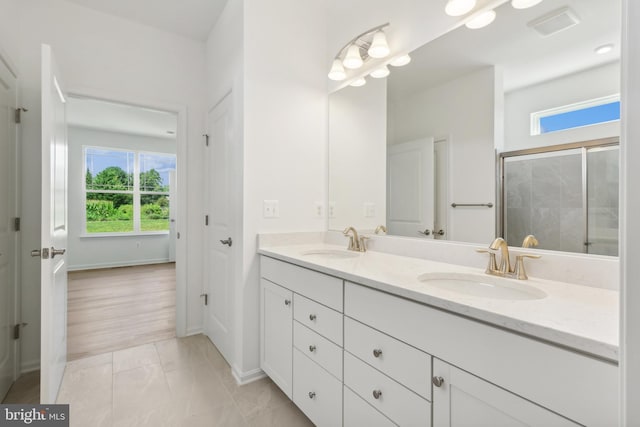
<box><xmin>433</xmin><ymin>359</ymin><xmax>579</xmax><ymax>427</ymax></box>
<box><xmin>260</xmin><ymin>279</ymin><xmax>293</xmax><ymax>398</ymax></box>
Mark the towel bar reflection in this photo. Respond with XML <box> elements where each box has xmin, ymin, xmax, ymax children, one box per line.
<box><xmin>451</xmin><ymin>202</ymin><xmax>494</xmax><ymax>208</ymax></box>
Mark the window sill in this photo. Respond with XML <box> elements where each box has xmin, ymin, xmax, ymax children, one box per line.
<box><xmin>80</xmin><ymin>231</ymin><xmax>170</xmax><ymax>238</ymax></box>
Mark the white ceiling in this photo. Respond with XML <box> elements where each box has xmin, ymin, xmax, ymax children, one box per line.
<box><xmin>388</xmin><ymin>0</ymin><xmax>620</xmax><ymax>98</ymax></box>
<box><xmin>64</xmin><ymin>0</ymin><xmax>228</xmax><ymax>41</ymax></box>
<box><xmin>67</xmin><ymin>97</ymin><xmax>178</xmax><ymax>139</ymax></box>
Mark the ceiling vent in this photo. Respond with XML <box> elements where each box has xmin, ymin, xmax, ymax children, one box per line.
<box><xmin>528</xmin><ymin>7</ymin><xmax>580</xmax><ymax>37</ymax></box>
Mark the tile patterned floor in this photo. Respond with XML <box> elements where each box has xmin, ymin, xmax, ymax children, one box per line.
<box><xmin>55</xmin><ymin>335</ymin><xmax>314</xmax><ymax>427</ymax></box>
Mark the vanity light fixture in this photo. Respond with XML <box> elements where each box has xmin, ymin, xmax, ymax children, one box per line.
<box><xmin>390</xmin><ymin>54</ymin><xmax>412</xmax><ymax>67</ymax></box>
<box><xmin>370</xmin><ymin>65</ymin><xmax>390</xmax><ymax>79</ymax></box>
<box><xmin>350</xmin><ymin>77</ymin><xmax>367</xmax><ymax>87</ymax></box>
<box><xmin>465</xmin><ymin>9</ymin><xmax>496</xmax><ymax>29</ymax></box>
<box><xmin>368</xmin><ymin>31</ymin><xmax>390</xmax><ymax>58</ymax></box>
<box><xmin>445</xmin><ymin>0</ymin><xmax>477</xmax><ymax>17</ymax></box>
<box><xmin>595</xmin><ymin>44</ymin><xmax>614</xmax><ymax>55</ymax></box>
<box><xmin>511</xmin><ymin>0</ymin><xmax>543</xmax><ymax>9</ymax></box>
<box><xmin>328</xmin><ymin>23</ymin><xmax>394</xmax><ymax>82</ymax></box>
<box><xmin>328</xmin><ymin>59</ymin><xmax>347</xmax><ymax>81</ymax></box>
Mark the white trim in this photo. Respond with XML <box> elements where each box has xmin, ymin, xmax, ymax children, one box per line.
<box><xmin>67</xmin><ymin>258</ymin><xmax>171</xmax><ymax>272</ymax></box>
<box><xmin>530</xmin><ymin>94</ymin><xmax>621</xmax><ymax>136</ymax></box>
<box><xmin>232</xmin><ymin>366</ymin><xmax>267</xmax><ymax>386</ymax></box>
<box><xmin>186</xmin><ymin>327</ymin><xmax>203</xmax><ymax>336</ymax></box>
<box><xmin>66</xmin><ymin>85</ymin><xmax>189</xmax><ymax>339</ymax></box>
<box><xmin>79</xmin><ymin>231</ymin><xmax>169</xmax><ymax>238</ymax></box>
<box><xmin>20</xmin><ymin>359</ymin><xmax>41</xmax><ymax>375</ymax></box>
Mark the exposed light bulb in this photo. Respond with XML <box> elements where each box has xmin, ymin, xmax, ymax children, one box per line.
<box><xmin>465</xmin><ymin>9</ymin><xmax>496</xmax><ymax>29</ymax></box>
<box><xmin>343</xmin><ymin>44</ymin><xmax>363</xmax><ymax>69</ymax></box>
<box><xmin>350</xmin><ymin>77</ymin><xmax>367</xmax><ymax>87</ymax></box>
<box><xmin>511</xmin><ymin>0</ymin><xmax>543</xmax><ymax>9</ymax></box>
<box><xmin>595</xmin><ymin>44</ymin><xmax>614</xmax><ymax>55</ymax></box>
<box><xmin>445</xmin><ymin>0</ymin><xmax>477</xmax><ymax>16</ymax></box>
<box><xmin>370</xmin><ymin>66</ymin><xmax>390</xmax><ymax>79</ymax></box>
<box><xmin>390</xmin><ymin>54</ymin><xmax>412</xmax><ymax>67</ymax></box>
<box><xmin>328</xmin><ymin>59</ymin><xmax>347</xmax><ymax>81</ymax></box>
<box><xmin>368</xmin><ymin>31</ymin><xmax>390</xmax><ymax>59</ymax></box>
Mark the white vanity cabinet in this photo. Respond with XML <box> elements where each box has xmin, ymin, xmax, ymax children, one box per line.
<box><xmin>260</xmin><ymin>256</ymin><xmax>344</xmax><ymax>426</ymax></box>
<box><xmin>432</xmin><ymin>358</ymin><xmax>579</xmax><ymax>427</ymax></box>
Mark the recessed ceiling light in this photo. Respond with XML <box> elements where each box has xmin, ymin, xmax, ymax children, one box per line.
<box><xmin>465</xmin><ymin>10</ymin><xmax>496</xmax><ymax>29</ymax></box>
<box><xmin>445</xmin><ymin>0</ymin><xmax>477</xmax><ymax>17</ymax></box>
<box><xmin>511</xmin><ymin>0</ymin><xmax>543</xmax><ymax>9</ymax></box>
<box><xmin>595</xmin><ymin>44</ymin><xmax>614</xmax><ymax>55</ymax></box>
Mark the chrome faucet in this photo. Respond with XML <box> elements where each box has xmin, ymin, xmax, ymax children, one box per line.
<box><xmin>477</xmin><ymin>237</ymin><xmax>541</xmax><ymax>280</ymax></box>
<box><xmin>343</xmin><ymin>227</ymin><xmax>367</xmax><ymax>252</ymax></box>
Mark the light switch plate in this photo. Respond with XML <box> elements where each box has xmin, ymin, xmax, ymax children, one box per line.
<box><xmin>329</xmin><ymin>202</ymin><xmax>336</xmax><ymax>218</ymax></box>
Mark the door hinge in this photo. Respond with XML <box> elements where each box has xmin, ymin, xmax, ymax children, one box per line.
<box><xmin>205</xmin><ymin>215</ymin><xmax>209</xmax><ymax>226</ymax></box>
<box><xmin>203</xmin><ymin>134</ymin><xmax>209</xmax><ymax>147</ymax></box>
<box><xmin>14</xmin><ymin>108</ymin><xmax>28</xmax><ymax>124</ymax></box>
<box><xmin>14</xmin><ymin>217</ymin><xmax>20</xmax><ymax>231</ymax></box>
<box><xmin>13</xmin><ymin>323</ymin><xmax>27</xmax><ymax>340</ymax></box>
<box><xmin>200</xmin><ymin>293</ymin><xmax>208</xmax><ymax>305</ymax></box>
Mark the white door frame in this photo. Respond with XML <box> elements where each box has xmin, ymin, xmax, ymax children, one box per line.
<box><xmin>66</xmin><ymin>86</ymin><xmax>189</xmax><ymax>337</ymax></box>
<box><xmin>0</xmin><ymin>47</ymin><xmax>21</xmax><ymax>389</ymax></box>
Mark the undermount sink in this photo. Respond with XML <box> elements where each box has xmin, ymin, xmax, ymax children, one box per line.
<box><xmin>300</xmin><ymin>249</ymin><xmax>361</xmax><ymax>259</ymax></box>
<box><xmin>417</xmin><ymin>272</ymin><xmax>547</xmax><ymax>301</ymax></box>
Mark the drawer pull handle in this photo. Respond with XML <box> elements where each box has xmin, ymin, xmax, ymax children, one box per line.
<box><xmin>284</xmin><ymin>299</ymin><xmax>291</xmax><ymax>306</ymax></box>
<box><xmin>372</xmin><ymin>390</ymin><xmax>382</xmax><ymax>399</ymax></box>
<box><xmin>309</xmin><ymin>314</ymin><xmax>317</xmax><ymax>321</ymax></box>
<box><xmin>432</xmin><ymin>376</ymin><xmax>445</xmax><ymax>388</ymax></box>
<box><xmin>373</xmin><ymin>349</ymin><xmax>383</xmax><ymax>358</ymax></box>
<box><xmin>309</xmin><ymin>345</ymin><xmax>316</xmax><ymax>353</ymax></box>
<box><xmin>308</xmin><ymin>391</ymin><xmax>316</xmax><ymax>399</ymax></box>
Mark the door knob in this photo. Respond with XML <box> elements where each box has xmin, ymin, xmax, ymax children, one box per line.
<box><xmin>435</xmin><ymin>229</ymin><xmax>445</xmax><ymax>236</ymax></box>
<box><xmin>31</xmin><ymin>248</ymin><xmax>50</xmax><ymax>259</ymax></box>
<box><xmin>432</xmin><ymin>376</ymin><xmax>445</xmax><ymax>387</ymax></box>
<box><xmin>418</xmin><ymin>229</ymin><xmax>431</xmax><ymax>236</ymax></box>
<box><xmin>51</xmin><ymin>247</ymin><xmax>66</xmax><ymax>259</ymax></box>
<box><xmin>220</xmin><ymin>237</ymin><xmax>232</xmax><ymax>247</ymax></box>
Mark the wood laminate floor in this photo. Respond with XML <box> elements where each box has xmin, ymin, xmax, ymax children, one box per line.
<box><xmin>67</xmin><ymin>263</ymin><xmax>176</xmax><ymax>361</ymax></box>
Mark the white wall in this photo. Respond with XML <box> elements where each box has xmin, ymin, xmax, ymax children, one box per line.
<box><xmin>67</xmin><ymin>127</ymin><xmax>176</xmax><ymax>270</ymax></box>
<box><xmin>504</xmin><ymin>62</ymin><xmax>621</xmax><ymax>152</ymax></box>
<box><xmin>206</xmin><ymin>0</ymin><xmax>327</xmax><ymax>380</ymax></box>
<box><xmin>15</xmin><ymin>0</ymin><xmax>207</xmax><ymax>371</ymax></box>
<box><xmin>329</xmin><ymin>79</ymin><xmax>387</xmax><ymax>231</ymax></box>
<box><xmin>388</xmin><ymin>67</ymin><xmax>497</xmax><ymax>244</ymax></box>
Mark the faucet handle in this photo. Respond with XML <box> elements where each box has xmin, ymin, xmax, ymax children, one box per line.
<box><xmin>358</xmin><ymin>236</ymin><xmax>369</xmax><ymax>252</ymax></box>
<box><xmin>513</xmin><ymin>253</ymin><xmax>541</xmax><ymax>280</ymax></box>
<box><xmin>476</xmin><ymin>249</ymin><xmax>498</xmax><ymax>273</ymax></box>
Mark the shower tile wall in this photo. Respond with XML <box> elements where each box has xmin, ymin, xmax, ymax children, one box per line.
<box><xmin>587</xmin><ymin>148</ymin><xmax>619</xmax><ymax>256</ymax></box>
<box><xmin>505</xmin><ymin>153</ymin><xmax>584</xmax><ymax>253</ymax></box>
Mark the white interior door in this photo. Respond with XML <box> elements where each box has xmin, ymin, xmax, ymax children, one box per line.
<box><xmin>0</xmin><ymin>53</ymin><xmax>18</xmax><ymax>401</ymax></box>
<box><xmin>204</xmin><ymin>94</ymin><xmax>234</xmax><ymax>364</ymax></box>
<box><xmin>40</xmin><ymin>44</ymin><xmax>68</xmax><ymax>404</ymax></box>
<box><xmin>387</xmin><ymin>138</ymin><xmax>435</xmax><ymax>238</ymax></box>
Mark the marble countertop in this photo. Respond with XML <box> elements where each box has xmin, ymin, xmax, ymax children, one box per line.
<box><xmin>258</xmin><ymin>243</ymin><xmax>619</xmax><ymax>362</ymax></box>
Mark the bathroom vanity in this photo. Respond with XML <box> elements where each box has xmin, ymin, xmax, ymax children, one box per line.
<box><xmin>258</xmin><ymin>243</ymin><xmax>618</xmax><ymax>427</ymax></box>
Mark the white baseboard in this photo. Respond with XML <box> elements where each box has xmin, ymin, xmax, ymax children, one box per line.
<box><xmin>232</xmin><ymin>366</ymin><xmax>266</xmax><ymax>386</ymax></box>
<box><xmin>21</xmin><ymin>359</ymin><xmax>40</xmax><ymax>374</ymax></box>
<box><xmin>67</xmin><ymin>258</ymin><xmax>171</xmax><ymax>271</ymax></box>
<box><xmin>186</xmin><ymin>327</ymin><xmax>203</xmax><ymax>337</ymax></box>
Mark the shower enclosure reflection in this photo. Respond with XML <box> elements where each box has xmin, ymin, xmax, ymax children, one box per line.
<box><xmin>502</xmin><ymin>138</ymin><xmax>619</xmax><ymax>256</ymax></box>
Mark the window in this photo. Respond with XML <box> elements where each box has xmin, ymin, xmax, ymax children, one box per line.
<box><xmin>84</xmin><ymin>147</ymin><xmax>176</xmax><ymax>234</ymax></box>
<box><xmin>530</xmin><ymin>95</ymin><xmax>620</xmax><ymax>135</ymax></box>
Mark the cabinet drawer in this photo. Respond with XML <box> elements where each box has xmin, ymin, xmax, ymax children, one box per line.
<box><xmin>344</xmin><ymin>385</ymin><xmax>397</xmax><ymax>427</ymax></box>
<box><xmin>345</xmin><ymin>317</ymin><xmax>431</xmax><ymax>400</ymax></box>
<box><xmin>293</xmin><ymin>348</ymin><xmax>342</xmax><ymax>427</ymax></box>
<box><xmin>294</xmin><ymin>321</ymin><xmax>342</xmax><ymax>380</ymax></box>
<box><xmin>261</xmin><ymin>256</ymin><xmax>343</xmax><ymax>311</ymax></box>
<box><xmin>344</xmin><ymin>352</ymin><xmax>430</xmax><ymax>426</ymax></box>
<box><xmin>294</xmin><ymin>294</ymin><xmax>343</xmax><ymax>345</ymax></box>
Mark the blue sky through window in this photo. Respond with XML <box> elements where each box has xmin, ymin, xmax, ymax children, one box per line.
<box><xmin>539</xmin><ymin>101</ymin><xmax>620</xmax><ymax>134</ymax></box>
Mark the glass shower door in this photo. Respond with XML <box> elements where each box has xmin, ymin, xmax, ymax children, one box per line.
<box><xmin>586</xmin><ymin>146</ymin><xmax>619</xmax><ymax>256</ymax></box>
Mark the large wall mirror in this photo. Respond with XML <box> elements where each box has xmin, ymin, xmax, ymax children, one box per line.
<box><xmin>328</xmin><ymin>0</ymin><xmax>620</xmax><ymax>256</ymax></box>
